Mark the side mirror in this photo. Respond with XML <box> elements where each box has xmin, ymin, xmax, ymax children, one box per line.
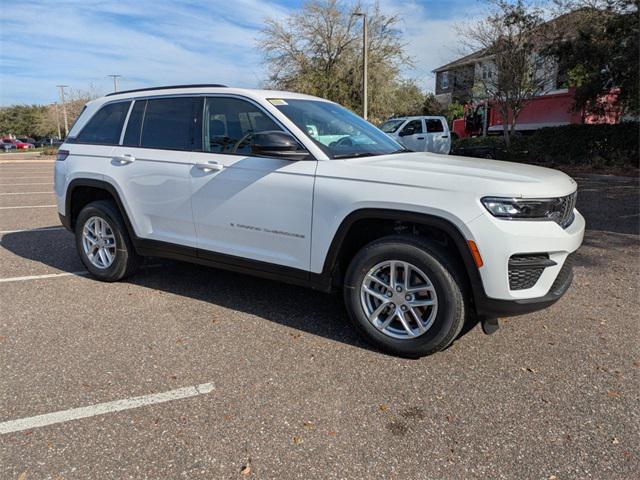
<box><xmin>399</xmin><ymin>127</ymin><xmax>415</xmax><ymax>137</ymax></box>
<box><xmin>250</xmin><ymin>131</ymin><xmax>311</xmax><ymax>160</ymax></box>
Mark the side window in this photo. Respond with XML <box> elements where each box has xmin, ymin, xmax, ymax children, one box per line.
<box><xmin>140</xmin><ymin>97</ymin><xmax>201</xmax><ymax>151</ymax></box>
<box><xmin>426</xmin><ymin>119</ymin><xmax>445</xmax><ymax>133</ymax></box>
<box><xmin>123</xmin><ymin>100</ymin><xmax>146</xmax><ymax>147</ymax></box>
<box><xmin>76</xmin><ymin>101</ymin><xmax>130</xmax><ymax>145</ymax></box>
<box><xmin>203</xmin><ymin>97</ymin><xmax>282</xmax><ymax>154</ymax></box>
<box><xmin>401</xmin><ymin>119</ymin><xmax>423</xmax><ymax>135</ymax></box>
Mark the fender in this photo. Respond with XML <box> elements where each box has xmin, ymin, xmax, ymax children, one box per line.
<box><xmin>317</xmin><ymin>208</ymin><xmax>487</xmax><ymax>304</ymax></box>
<box><xmin>65</xmin><ymin>178</ymin><xmax>137</xmax><ymax>239</ymax></box>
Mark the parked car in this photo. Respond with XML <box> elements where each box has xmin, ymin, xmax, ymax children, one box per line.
<box><xmin>3</xmin><ymin>138</ymin><xmax>34</xmax><ymax>149</ymax></box>
<box><xmin>1</xmin><ymin>139</ymin><xmax>16</xmax><ymax>152</ymax></box>
<box><xmin>380</xmin><ymin>116</ymin><xmax>451</xmax><ymax>154</ymax></box>
<box><xmin>34</xmin><ymin>137</ymin><xmax>63</xmax><ymax>148</ymax></box>
<box><xmin>17</xmin><ymin>137</ymin><xmax>37</xmax><ymax>145</ymax></box>
<box><xmin>55</xmin><ymin>85</ymin><xmax>583</xmax><ymax>358</ymax></box>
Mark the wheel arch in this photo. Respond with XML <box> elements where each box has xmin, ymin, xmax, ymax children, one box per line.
<box><xmin>319</xmin><ymin>208</ymin><xmax>486</xmax><ymax>302</ymax></box>
<box><xmin>65</xmin><ymin>178</ymin><xmax>137</xmax><ymax>240</ymax></box>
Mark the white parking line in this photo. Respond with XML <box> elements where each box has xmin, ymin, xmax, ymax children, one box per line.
<box><xmin>0</xmin><ymin>191</ymin><xmax>52</xmax><ymax>196</ymax></box>
<box><xmin>0</xmin><ymin>170</ymin><xmax>52</xmax><ymax>173</ymax></box>
<box><xmin>0</xmin><ymin>264</ymin><xmax>162</xmax><ymax>282</ymax></box>
<box><xmin>0</xmin><ymin>205</ymin><xmax>56</xmax><ymax>210</ymax></box>
<box><xmin>0</xmin><ymin>182</ymin><xmax>52</xmax><ymax>186</ymax></box>
<box><xmin>0</xmin><ymin>383</ymin><xmax>215</xmax><ymax>435</ymax></box>
<box><xmin>0</xmin><ymin>226</ymin><xmax>64</xmax><ymax>234</ymax></box>
<box><xmin>0</xmin><ymin>204</ymin><xmax>56</xmax><ymax>209</ymax></box>
<box><xmin>0</xmin><ymin>177</ymin><xmax>52</xmax><ymax>180</ymax></box>
<box><xmin>0</xmin><ymin>271</ymin><xmax>89</xmax><ymax>283</ymax></box>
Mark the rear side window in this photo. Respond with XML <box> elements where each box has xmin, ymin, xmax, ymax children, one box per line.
<box><xmin>140</xmin><ymin>97</ymin><xmax>201</xmax><ymax>151</ymax></box>
<box><xmin>123</xmin><ymin>100</ymin><xmax>146</xmax><ymax>147</ymax></box>
<box><xmin>76</xmin><ymin>101</ymin><xmax>130</xmax><ymax>145</ymax></box>
<box><xmin>426</xmin><ymin>119</ymin><xmax>445</xmax><ymax>133</ymax></box>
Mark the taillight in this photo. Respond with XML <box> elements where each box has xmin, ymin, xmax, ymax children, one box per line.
<box><xmin>56</xmin><ymin>149</ymin><xmax>69</xmax><ymax>161</ymax></box>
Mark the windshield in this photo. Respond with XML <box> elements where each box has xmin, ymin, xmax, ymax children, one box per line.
<box><xmin>379</xmin><ymin>119</ymin><xmax>405</xmax><ymax>133</ymax></box>
<box><xmin>272</xmin><ymin>99</ymin><xmax>403</xmax><ymax>159</ymax></box>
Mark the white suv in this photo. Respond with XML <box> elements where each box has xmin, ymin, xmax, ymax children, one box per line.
<box><xmin>55</xmin><ymin>85</ymin><xmax>584</xmax><ymax>358</ymax></box>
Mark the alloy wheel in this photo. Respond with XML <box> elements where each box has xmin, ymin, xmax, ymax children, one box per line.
<box><xmin>360</xmin><ymin>260</ymin><xmax>438</xmax><ymax>339</ymax></box>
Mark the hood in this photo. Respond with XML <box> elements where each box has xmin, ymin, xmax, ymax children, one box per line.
<box><xmin>341</xmin><ymin>152</ymin><xmax>577</xmax><ymax>198</ymax></box>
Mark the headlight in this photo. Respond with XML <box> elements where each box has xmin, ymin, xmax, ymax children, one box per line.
<box><xmin>481</xmin><ymin>196</ymin><xmax>567</xmax><ymax>222</ymax></box>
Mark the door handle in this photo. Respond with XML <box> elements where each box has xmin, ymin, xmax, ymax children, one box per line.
<box><xmin>441</xmin><ymin>135</ymin><xmax>449</xmax><ymax>138</ymax></box>
<box><xmin>113</xmin><ymin>154</ymin><xmax>135</xmax><ymax>164</ymax></box>
<box><xmin>195</xmin><ymin>161</ymin><xmax>223</xmax><ymax>172</ymax></box>
<box><xmin>416</xmin><ymin>137</ymin><xmax>425</xmax><ymax>140</ymax></box>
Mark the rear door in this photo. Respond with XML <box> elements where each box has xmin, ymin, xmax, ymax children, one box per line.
<box><xmin>108</xmin><ymin>96</ymin><xmax>199</xmax><ymax>247</ymax></box>
<box><xmin>425</xmin><ymin>117</ymin><xmax>451</xmax><ymax>154</ymax></box>
<box><xmin>397</xmin><ymin>119</ymin><xmax>426</xmax><ymax>152</ymax></box>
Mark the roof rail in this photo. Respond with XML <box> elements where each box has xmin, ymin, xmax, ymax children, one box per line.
<box><xmin>105</xmin><ymin>84</ymin><xmax>227</xmax><ymax>97</ymax></box>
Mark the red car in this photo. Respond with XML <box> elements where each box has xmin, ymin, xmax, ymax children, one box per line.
<box><xmin>1</xmin><ymin>139</ymin><xmax>34</xmax><ymax>150</ymax></box>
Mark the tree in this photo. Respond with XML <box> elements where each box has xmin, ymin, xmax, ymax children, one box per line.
<box><xmin>0</xmin><ymin>86</ymin><xmax>99</xmax><ymax>139</ymax></box>
<box><xmin>549</xmin><ymin>0</ymin><xmax>639</xmax><ymax>116</ymax></box>
<box><xmin>458</xmin><ymin>1</ymin><xmax>554</xmax><ymax>147</ymax></box>
<box><xmin>258</xmin><ymin>0</ymin><xmax>420</xmax><ymax>123</ymax></box>
<box><xmin>0</xmin><ymin>105</ymin><xmax>48</xmax><ymax>137</ymax></box>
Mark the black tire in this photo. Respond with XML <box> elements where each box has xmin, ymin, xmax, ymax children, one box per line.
<box><xmin>75</xmin><ymin>200</ymin><xmax>141</xmax><ymax>281</ymax></box>
<box><xmin>343</xmin><ymin>235</ymin><xmax>467</xmax><ymax>358</ymax></box>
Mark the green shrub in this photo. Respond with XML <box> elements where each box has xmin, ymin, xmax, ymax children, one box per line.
<box><xmin>40</xmin><ymin>146</ymin><xmax>58</xmax><ymax>156</ymax></box>
<box><xmin>526</xmin><ymin>123</ymin><xmax>639</xmax><ymax>167</ymax></box>
<box><xmin>452</xmin><ymin>122</ymin><xmax>639</xmax><ymax>167</ymax></box>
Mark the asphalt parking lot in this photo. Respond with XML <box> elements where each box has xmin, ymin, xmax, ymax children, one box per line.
<box><xmin>1</xmin><ymin>160</ymin><xmax>638</xmax><ymax>479</ymax></box>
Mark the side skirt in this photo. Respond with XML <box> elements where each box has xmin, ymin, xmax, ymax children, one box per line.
<box><xmin>133</xmin><ymin>238</ymin><xmax>332</xmax><ymax>293</ymax></box>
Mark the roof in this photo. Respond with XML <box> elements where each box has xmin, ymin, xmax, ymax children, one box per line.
<box><xmin>432</xmin><ymin>50</ymin><xmax>487</xmax><ymax>74</ymax></box>
<box><xmin>105</xmin><ymin>84</ymin><xmax>227</xmax><ymax>96</ymax></box>
<box><xmin>92</xmin><ymin>86</ymin><xmax>327</xmax><ymax>105</ymax></box>
<box><xmin>431</xmin><ymin>9</ymin><xmax>597</xmax><ymax>74</ymax></box>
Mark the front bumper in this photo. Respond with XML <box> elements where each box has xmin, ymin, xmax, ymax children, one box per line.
<box><xmin>467</xmin><ymin>209</ymin><xmax>585</xmax><ymax>301</ymax></box>
<box><xmin>474</xmin><ymin>251</ymin><xmax>575</xmax><ymax>318</ymax></box>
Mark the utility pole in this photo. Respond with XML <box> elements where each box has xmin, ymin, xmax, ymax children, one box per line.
<box><xmin>352</xmin><ymin>12</ymin><xmax>368</xmax><ymax>120</ymax></box>
<box><xmin>54</xmin><ymin>102</ymin><xmax>62</xmax><ymax>139</ymax></box>
<box><xmin>56</xmin><ymin>85</ymin><xmax>69</xmax><ymax>136</ymax></box>
<box><xmin>108</xmin><ymin>74</ymin><xmax>121</xmax><ymax>92</ymax></box>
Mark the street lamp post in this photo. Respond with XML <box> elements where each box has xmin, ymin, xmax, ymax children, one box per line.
<box><xmin>352</xmin><ymin>12</ymin><xmax>368</xmax><ymax>120</ymax></box>
<box><xmin>54</xmin><ymin>102</ymin><xmax>62</xmax><ymax>139</ymax></box>
<box><xmin>56</xmin><ymin>85</ymin><xmax>69</xmax><ymax>136</ymax></box>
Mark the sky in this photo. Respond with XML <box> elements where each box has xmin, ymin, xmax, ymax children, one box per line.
<box><xmin>0</xmin><ymin>0</ymin><xmax>485</xmax><ymax>105</ymax></box>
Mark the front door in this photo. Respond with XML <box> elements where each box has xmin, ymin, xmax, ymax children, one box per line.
<box><xmin>190</xmin><ymin>96</ymin><xmax>316</xmax><ymax>272</ymax></box>
<box><xmin>398</xmin><ymin>119</ymin><xmax>426</xmax><ymax>152</ymax></box>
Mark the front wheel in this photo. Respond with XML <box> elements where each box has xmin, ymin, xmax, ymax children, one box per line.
<box><xmin>343</xmin><ymin>236</ymin><xmax>467</xmax><ymax>358</ymax></box>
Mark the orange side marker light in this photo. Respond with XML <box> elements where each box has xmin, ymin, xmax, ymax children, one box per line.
<box><xmin>467</xmin><ymin>240</ymin><xmax>484</xmax><ymax>268</ymax></box>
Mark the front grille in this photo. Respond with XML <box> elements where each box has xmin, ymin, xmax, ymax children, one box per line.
<box><xmin>508</xmin><ymin>254</ymin><xmax>555</xmax><ymax>290</ymax></box>
<box><xmin>557</xmin><ymin>192</ymin><xmax>577</xmax><ymax>229</ymax></box>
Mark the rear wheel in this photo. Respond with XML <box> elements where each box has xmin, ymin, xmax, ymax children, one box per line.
<box><xmin>75</xmin><ymin>200</ymin><xmax>141</xmax><ymax>281</ymax></box>
<box><xmin>343</xmin><ymin>236</ymin><xmax>467</xmax><ymax>358</ymax></box>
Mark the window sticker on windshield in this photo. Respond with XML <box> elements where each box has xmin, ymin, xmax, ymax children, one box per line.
<box><xmin>268</xmin><ymin>98</ymin><xmax>288</xmax><ymax>106</ymax></box>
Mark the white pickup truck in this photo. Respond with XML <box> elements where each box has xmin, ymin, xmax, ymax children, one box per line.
<box><xmin>380</xmin><ymin>116</ymin><xmax>451</xmax><ymax>154</ymax></box>
<box><xmin>55</xmin><ymin>85</ymin><xmax>584</xmax><ymax>357</ymax></box>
